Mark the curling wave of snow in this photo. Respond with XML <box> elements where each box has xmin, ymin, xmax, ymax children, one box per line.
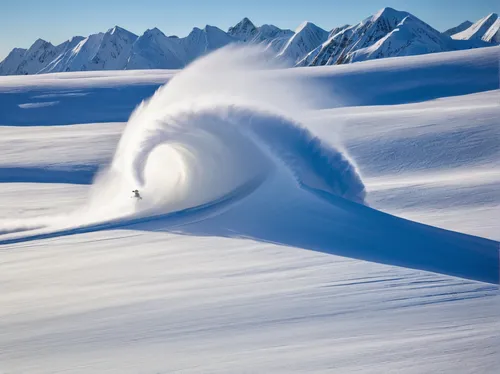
<box><xmin>0</xmin><ymin>45</ymin><xmax>499</xmax><ymax>374</ymax></box>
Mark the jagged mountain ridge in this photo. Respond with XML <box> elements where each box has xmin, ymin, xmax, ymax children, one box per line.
<box><xmin>348</xmin><ymin>15</ymin><xmax>454</xmax><ymax>63</ymax></box>
<box><xmin>302</xmin><ymin>8</ymin><xmax>448</xmax><ymax>65</ymax></box>
<box><xmin>228</xmin><ymin>17</ymin><xmax>294</xmax><ymax>53</ymax></box>
<box><xmin>298</xmin><ymin>8</ymin><xmax>495</xmax><ymax>67</ymax></box>
<box><xmin>1</xmin><ymin>7</ymin><xmax>498</xmax><ymax>75</ymax></box>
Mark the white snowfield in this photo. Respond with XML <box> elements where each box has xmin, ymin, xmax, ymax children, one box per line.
<box><xmin>0</xmin><ymin>46</ymin><xmax>499</xmax><ymax>374</ymax></box>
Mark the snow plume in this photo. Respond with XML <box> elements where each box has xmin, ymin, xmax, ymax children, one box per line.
<box><xmin>90</xmin><ymin>45</ymin><xmax>365</xmax><ymax>218</ymax></box>
<box><xmin>0</xmin><ymin>46</ymin><xmax>365</xmax><ymax>239</ymax></box>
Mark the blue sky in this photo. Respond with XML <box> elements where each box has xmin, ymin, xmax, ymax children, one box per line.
<box><xmin>0</xmin><ymin>0</ymin><xmax>498</xmax><ymax>59</ymax></box>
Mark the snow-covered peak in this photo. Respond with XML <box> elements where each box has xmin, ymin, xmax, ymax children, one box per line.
<box><xmin>0</xmin><ymin>48</ymin><xmax>27</xmax><ymax>75</ymax></box>
<box><xmin>349</xmin><ymin>15</ymin><xmax>452</xmax><ymax>63</ymax></box>
<box><xmin>228</xmin><ymin>17</ymin><xmax>258</xmax><ymax>42</ymax></box>
<box><xmin>126</xmin><ymin>27</ymin><xmax>185</xmax><ymax>70</ymax></box>
<box><xmin>109</xmin><ymin>25</ymin><xmax>136</xmax><ymax>38</ymax></box>
<box><xmin>259</xmin><ymin>24</ymin><xmax>291</xmax><ymax>37</ymax></box>
<box><xmin>69</xmin><ymin>35</ymin><xmax>86</xmax><ymax>44</ymax></box>
<box><xmin>249</xmin><ymin>24</ymin><xmax>294</xmax><ymax>52</ymax></box>
<box><xmin>87</xmin><ymin>26</ymin><xmax>138</xmax><ymax>70</ymax></box>
<box><xmin>452</xmin><ymin>13</ymin><xmax>499</xmax><ymax>42</ymax></box>
<box><xmin>72</xmin><ymin>33</ymin><xmax>105</xmax><ymax>56</ymax></box>
<box><xmin>30</xmin><ymin>39</ymin><xmax>53</xmax><ymax>51</ymax></box>
<box><xmin>227</xmin><ymin>18</ymin><xmax>294</xmax><ymax>51</ymax></box>
<box><xmin>303</xmin><ymin>8</ymin><xmax>433</xmax><ymax>66</ymax></box>
<box><xmin>188</xmin><ymin>26</ymin><xmax>203</xmax><ymax>36</ymax></box>
<box><xmin>294</xmin><ymin>21</ymin><xmax>314</xmax><ymax>33</ymax></box>
<box><xmin>143</xmin><ymin>27</ymin><xmax>166</xmax><ymax>38</ymax></box>
<box><xmin>12</xmin><ymin>38</ymin><xmax>60</xmax><ymax>74</ymax></box>
<box><xmin>39</xmin><ymin>32</ymin><xmax>105</xmax><ymax>73</ymax></box>
<box><xmin>181</xmin><ymin>25</ymin><xmax>236</xmax><ymax>62</ymax></box>
<box><xmin>204</xmin><ymin>24</ymin><xmax>227</xmax><ymax>35</ymax></box>
<box><xmin>372</xmin><ymin>7</ymin><xmax>409</xmax><ymax>23</ymax></box>
<box><xmin>443</xmin><ymin>21</ymin><xmax>473</xmax><ymax>36</ymax></box>
<box><xmin>189</xmin><ymin>25</ymin><xmax>235</xmax><ymax>46</ymax></box>
<box><xmin>277</xmin><ymin>22</ymin><xmax>328</xmax><ymax>63</ymax></box>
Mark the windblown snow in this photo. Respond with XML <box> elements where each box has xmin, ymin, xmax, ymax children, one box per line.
<box><xmin>0</xmin><ymin>44</ymin><xmax>499</xmax><ymax>374</ymax></box>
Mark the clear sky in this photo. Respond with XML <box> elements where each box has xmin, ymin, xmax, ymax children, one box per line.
<box><xmin>0</xmin><ymin>0</ymin><xmax>498</xmax><ymax>59</ymax></box>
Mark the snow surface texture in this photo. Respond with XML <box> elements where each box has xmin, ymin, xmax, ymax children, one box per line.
<box><xmin>0</xmin><ymin>46</ymin><xmax>499</xmax><ymax>373</ymax></box>
<box><xmin>1</xmin><ymin>7</ymin><xmax>499</xmax><ymax>75</ymax></box>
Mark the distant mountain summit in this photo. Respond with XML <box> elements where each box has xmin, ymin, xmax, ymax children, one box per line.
<box><xmin>348</xmin><ymin>15</ymin><xmax>453</xmax><ymax>63</ymax></box>
<box><xmin>228</xmin><ymin>17</ymin><xmax>258</xmax><ymax>42</ymax></box>
<box><xmin>443</xmin><ymin>21</ymin><xmax>473</xmax><ymax>36</ymax></box>
<box><xmin>1</xmin><ymin>8</ymin><xmax>498</xmax><ymax>75</ymax></box>
<box><xmin>87</xmin><ymin>26</ymin><xmax>138</xmax><ymax>71</ymax></box>
<box><xmin>228</xmin><ymin>17</ymin><xmax>294</xmax><ymax>53</ymax></box>
<box><xmin>277</xmin><ymin>22</ymin><xmax>329</xmax><ymax>63</ymax></box>
<box><xmin>126</xmin><ymin>28</ymin><xmax>185</xmax><ymax>70</ymax></box>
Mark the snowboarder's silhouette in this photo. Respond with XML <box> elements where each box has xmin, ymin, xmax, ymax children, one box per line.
<box><xmin>132</xmin><ymin>189</ymin><xmax>142</xmax><ymax>200</ymax></box>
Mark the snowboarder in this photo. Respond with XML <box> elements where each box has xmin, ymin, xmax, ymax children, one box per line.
<box><xmin>132</xmin><ymin>189</ymin><xmax>142</xmax><ymax>200</ymax></box>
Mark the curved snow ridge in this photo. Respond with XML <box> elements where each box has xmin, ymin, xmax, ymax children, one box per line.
<box><xmin>0</xmin><ymin>46</ymin><xmax>364</xmax><ymax>238</ymax></box>
<box><xmin>126</xmin><ymin>103</ymin><xmax>366</xmax><ymax>210</ymax></box>
<box><xmin>85</xmin><ymin>45</ymin><xmax>365</xmax><ymax>221</ymax></box>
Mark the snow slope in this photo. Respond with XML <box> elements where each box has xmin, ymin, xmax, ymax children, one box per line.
<box><xmin>0</xmin><ymin>46</ymin><xmax>499</xmax><ymax>373</ymax></box>
<box><xmin>276</xmin><ymin>22</ymin><xmax>329</xmax><ymax>63</ymax></box>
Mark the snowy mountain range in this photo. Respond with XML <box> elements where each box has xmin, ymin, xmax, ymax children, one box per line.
<box><xmin>1</xmin><ymin>7</ymin><xmax>498</xmax><ymax>75</ymax></box>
